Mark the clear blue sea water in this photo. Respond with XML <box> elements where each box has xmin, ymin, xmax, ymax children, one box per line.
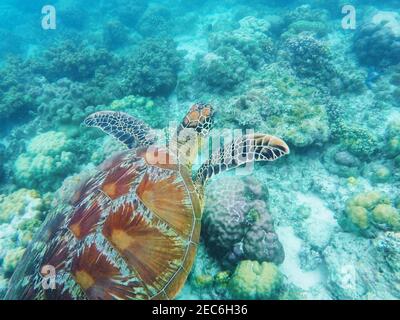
<box><xmin>0</xmin><ymin>0</ymin><xmax>399</xmax><ymax>300</ymax></box>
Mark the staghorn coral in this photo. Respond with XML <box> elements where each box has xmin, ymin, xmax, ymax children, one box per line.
<box><xmin>203</xmin><ymin>176</ymin><xmax>284</xmax><ymax>267</ymax></box>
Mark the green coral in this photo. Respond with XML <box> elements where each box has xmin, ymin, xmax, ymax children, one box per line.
<box><xmin>229</xmin><ymin>261</ymin><xmax>283</xmax><ymax>299</ymax></box>
<box><xmin>14</xmin><ymin>131</ymin><xmax>77</xmax><ymax>191</ymax></box>
<box><xmin>344</xmin><ymin>192</ymin><xmax>400</xmax><ymax>237</ymax></box>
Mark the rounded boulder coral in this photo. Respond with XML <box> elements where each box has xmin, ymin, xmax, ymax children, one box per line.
<box><xmin>203</xmin><ymin>176</ymin><xmax>284</xmax><ymax>267</ymax></box>
<box><xmin>354</xmin><ymin>12</ymin><xmax>400</xmax><ymax>67</ymax></box>
<box><xmin>343</xmin><ymin>191</ymin><xmax>400</xmax><ymax>237</ymax></box>
<box><xmin>228</xmin><ymin>260</ymin><xmax>283</xmax><ymax>299</ymax></box>
<box><xmin>14</xmin><ymin>131</ymin><xmax>77</xmax><ymax>191</ymax></box>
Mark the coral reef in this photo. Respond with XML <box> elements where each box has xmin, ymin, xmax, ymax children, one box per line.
<box><xmin>219</xmin><ymin>65</ymin><xmax>331</xmax><ymax>148</ymax></box>
<box><xmin>354</xmin><ymin>11</ymin><xmax>400</xmax><ymax>67</ymax></box>
<box><xmin>285</xmin><ymin>34</ymin><xmax>332</xmax><ymax>78</ymax></box>
<box><xmin>0</xmin><ymin>58</ymin><xmax>37</xmax><ymax>120</ymax></box>
<box><xmin>122</xmin><ymin>38</ymin><xmax>182</xmax><ymax>97</ymax></box>
<box><xmin>103</xmin><ymin>20</ymin><xmax>129</xmax><ymax>49</ymax></box>
<box><xmin>0</xmin><ymin>188</ymin><xmax>48</xmax><ymax>292</ymax></box>
<box><xmin>14</xmin><ymin>131</ymin><xmax>78</xmax><ymax>191</ymax></box>
<box><xmin>32</xmin><ymin>41</ymin><xmax>119</xmax><ymax>82</ymax></box>
<box><xmin>203</xmin><ymin>175</ymin><xmax>284</xmax><ymax>267</ymax></box>
<box><xmin>229</xmin><ymin>260</ymin><xmax>283</xmax><ymax>299</ymax></box>
<box><xmin>323</xmin><ymin>146</ymin><xmax>362</xmax><ymax>178</ymax></box>
<box><xmin>342</xmin><ymin>191</ymin><xmax>400</xmax><ymax>237</ymax></box>
<box><xmin>324</xmin><ymin>231</ymin><xmax>400</xmax><ymax>299</ymax></box>
<box><xmin>195</xmin><ymin>47</ymin><xmax>248</xmax><ymax>91</ymax></box>
<box><xmin>137</xmin><ymin>5</ymin><xmax>173</xmax><ymax>37</ymax></box>
<box><xmin>208</xmin><ymin>16</ymin><xmax>275</xmax><ymax>68</ymax></box>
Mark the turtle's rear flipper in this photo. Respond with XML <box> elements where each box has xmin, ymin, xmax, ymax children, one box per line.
<box><xmin>195</xmin><ymin>134</ymin><xmax>290</xmax><ymax>186</ymax></box>
<box><xmin>84</xmin><ymin>111</ymin><xmax>156</xmax><ymax>149</ymax></box>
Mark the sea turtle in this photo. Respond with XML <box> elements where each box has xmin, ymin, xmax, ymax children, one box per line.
<box><xmin>5</xmin><ymin>103</ymin><xmax>289</xmax><ymax>300</ymax></box>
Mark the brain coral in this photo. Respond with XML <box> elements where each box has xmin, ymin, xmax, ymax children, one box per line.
<box><xmin>203</xmin><ymin>175</ymin><xmax>284</xmax><ymax>267</ymax></box>
<box><xmin>342</xmin><ymin>191</ymin><xmax>400</xmax><ymax>237</ymax></box>
<box><xmin>229</xmin><ymin>260</ymin><xmax>283</xmax><ymax>299</ymax></box>
<box><xmin>14</xmin><ymin>131</ymin><xmax>77</xmax><ymax>191</ymax></box>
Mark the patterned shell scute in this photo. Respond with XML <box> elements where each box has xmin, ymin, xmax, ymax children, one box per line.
<box><xmin>10</xmin><ymin>148</ymin><xmax>200</xmax><ymax>300</ymax></box>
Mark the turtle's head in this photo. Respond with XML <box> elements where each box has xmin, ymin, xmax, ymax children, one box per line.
<box><xmin>172</xmin><ymin>103</ymin><xmax>215</xmax><ymax>168</ymax></box>
<box><xmin>179</xmin><ymin>103</ymin><xmax>214</xmax><ymax>137</ymax></box>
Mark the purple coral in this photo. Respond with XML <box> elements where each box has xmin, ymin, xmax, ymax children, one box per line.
<box><xmin>203</xmin><ymin>176</ymin><xmax>284</xmax><ymax>267</ymax></box>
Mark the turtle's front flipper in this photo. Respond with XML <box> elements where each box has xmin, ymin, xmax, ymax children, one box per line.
<box><xmin>84</xmin><ymin>111</ymin><xmax>156</xmax><ymax>149</ymax></box>
<box><xmin>195</xmin><ymin>134</ymin><xmax>289</xmax><ymax>186</ymax></box>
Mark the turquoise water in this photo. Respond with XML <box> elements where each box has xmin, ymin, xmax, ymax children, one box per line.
<box><xmin>0</xmin><ymin>0</ymin><xmax>400</xmax><ymax>300</ymax></box>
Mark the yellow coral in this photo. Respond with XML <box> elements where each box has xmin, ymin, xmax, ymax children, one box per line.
<box><xmin>0</xmin><ymin>189</ymin><xmax>42</xmax><ymax>223</ymax></box>
<box><xmin>347</xmin><ymin>205</ymin><xmax>369</xmax><ymax>229</ymax></box>
<box><xmin>349</xmin><ymin>191</ymin><xmax>388</xmax><ymax>210</ymax></box>
<box><xmin>372</xmin><ymin>204</ymin><xmax>400</xmax><ymax>229</ymax></box>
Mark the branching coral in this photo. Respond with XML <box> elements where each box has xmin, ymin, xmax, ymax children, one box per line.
<box><xmin>137</xmin><ymin>5</ymin><xmax>173</xmax><ymax>37</ymax></box>
<box><xmin>0</xmin><ymin>58</ymin><xmax>37</xmax><ymax>120</ymax></box>
<box><xmin>32</xmin><ymin>41</ymin><xmax>119</xmax><ymax>82</ymax></box>
<box><xmin>122</xmin><ymin>38</ymin><xmax>182</xmax><ymax>97</ymax></box>
<box><xmin>285</xmin><ymin>34</ymin><xmax>332</xmax><ymax>78</ymax></box>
